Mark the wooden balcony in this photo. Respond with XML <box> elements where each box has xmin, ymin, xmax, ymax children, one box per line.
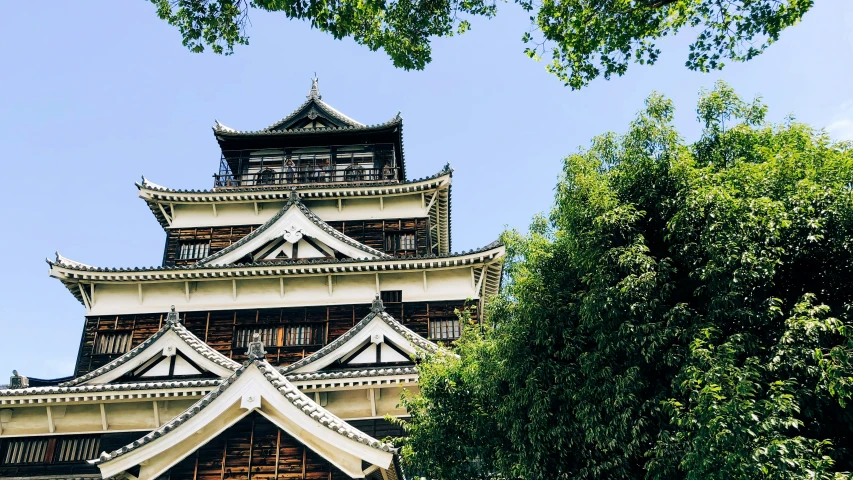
<box><xmin>213</xmin><ymin>166</ymin><xmax>400</xmax><ymax>188</ymax></box>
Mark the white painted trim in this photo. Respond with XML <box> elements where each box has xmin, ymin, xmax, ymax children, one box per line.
<box><xmin>96</xmin><ymin>366</ymin><xmax>393</xmax><ymax>480</ymax></box>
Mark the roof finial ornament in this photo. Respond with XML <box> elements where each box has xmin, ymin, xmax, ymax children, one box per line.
<box><xmin>308</xmin><ymin>74</ymin><xmax>321</xmax><ymax>100</ymax></box>
<box><xmin>247</xmin><ymin>333</ymin><xmax>267</xmax><ymax>361</ymax></box>
<box><xmin>166</xmin><ymin>305</ymin><xmax>180</xmax><ymax>325</ymax></box>
<box><xmin>9</xmin><ymin>370</ymin><xmax>28</xmax><ymax>389</ymax></box>
<box><xmin>371</xmin><ymin>294</ymin><xmax>385</xmax><ymax>313</ymax></box>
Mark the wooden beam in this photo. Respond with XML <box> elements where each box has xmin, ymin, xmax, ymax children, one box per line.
<box><xmin>212</xmin><ymin>204</ymin><xmax>218</xmax><ymax>217</ymax></box>
<box><xmin>138</xmin><ymin>283</ymin><xmax>143</xmax><ymax>305</ymax></box>
<box><xmin>100</xmin><ymin>403</ymin><xmax>108</xmax><ymax>431</ymax></box>
<box><xmin>253</xmin><ymin>202</ymin><xmax>259</xmax><ymax>215</ymax></box>
<box><xmin>379</xmin><ymin>196</ymin><xmax>384</xmax><ymax>211</ymax></box>
<box><xmin>424</xmin><ymin>271</ymin><xmax>428</xmax><ymax>291</ymax></box>
<box><xmin>90</xmin><ymin>283</ymin><xmax>95</xmax><ymax>306</ymax></box>
<box><xmin>425</xmin><ymin>191</ymin><xmax>439</xmax><ymax>212</ymax></box>
<box><xmin>157</xmin><ymin>203</ymin><xmax>173</xmax><ymax>226</ymax></box>
<box><xmin>421</xmin><ymin>192</ymin><xmax>425</xmax><ymax>209</ymax></box>
<box><xmin>46</xmin><ymin>406</ymin><xmax>55</xmax><ymax>433</ymax></box>
<box><xmin>369</xmin><ymin>389</ymin><xmax>377</xmax><ymax>417</ymax></box>
<box><xmin>337</xmin><ymin>198</ymin><xmax>342</xmax><ymax>212</ymax></box>
<box><xmin>78</xmin><ymin>284</ymin><xmax>92</xmax><ymax>311</ymax></box>
<box><xmin>232</xmin><ymin>279</ymin><xmax>237</xmax><ymax>300</ymax></box>
<box><xmin>475</xmin><ymin>266</ymin><xmax>487</xmax><ymax>297</ymax></box>
<box><xmin>185</xmin><ymin>281</ymin><xmax>190</xmax><ymax>302</ymax></box>
<box><xmin>153</xmin><ymin>401</ymin><xmax>160</xmax><ymax>426</ymax></box>
<box><xmin>327</xmin><ymin>275</ymin><xmax>333</xmax><ymax>296</ymax></box>
<box><xmin>280</xmin><ymin>277</ymin><xmax>285</xmax><ymax>298</ymax></box>
<box><xmin>375</xmin><ymin>273</ymin><xmax>380</xmax><ymax>293</ymax></box>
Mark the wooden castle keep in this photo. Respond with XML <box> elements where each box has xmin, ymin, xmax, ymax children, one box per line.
<box><xmin>0</xmin><ymin>78</ymin><xmax>505</xmax><ymax>480</ymax></box>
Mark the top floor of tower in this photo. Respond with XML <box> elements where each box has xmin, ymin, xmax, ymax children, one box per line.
<box><xmin>212</xmin><ymin>77</ymin><xmax>405</xmax><ymax>189</ymax></box>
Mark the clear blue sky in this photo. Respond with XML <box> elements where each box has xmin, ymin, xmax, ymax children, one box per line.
<box><xmin>1</xmin><ymin>1</ymin><xmax>852</xmax><ymax>378</ymax></box>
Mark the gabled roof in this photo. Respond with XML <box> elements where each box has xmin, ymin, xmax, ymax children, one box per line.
<box><xmin>282</xmin><ymin>295</ymin><xmax>441</xmax><ymax>375</ymax></box>
<box><xmin>196</xmin><ymin>191</ymin><xmax>390</xmax><ymax>266</ymax></box>
<box><xmin>60</xmin><ymin>307</ymin><xmax>239</xmax><ymax>387</ymax></box>
<box><xmin>212</xmin><ymin>78</ymin><xmax>402</xmax><ymax>137</ymax></box>
<box><xmin>91</xmin><ymin>355</ymin><xmax>396</xmax><ymax>479</ymax></box>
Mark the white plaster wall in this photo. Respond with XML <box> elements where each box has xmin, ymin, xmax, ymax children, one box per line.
<box><xmin>167</xmin><ymin>193</ymin><xmax>429</xmax><ymax>229</ymax></box>
<box><xmin>86</xmin><ymin>267</ymin><xmax>479</xmax><ymax>315</ymax></box>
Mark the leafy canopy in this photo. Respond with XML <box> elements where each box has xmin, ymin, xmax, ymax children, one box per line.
<box><xmin>398</xmin><ymin>81</ymin><xmax>853</xmax><ymax>479</ymax></box>
<box><xmin>148</xmin><ymin>0</ymin><xmax>813</xmax><ymax>88</ymax></box>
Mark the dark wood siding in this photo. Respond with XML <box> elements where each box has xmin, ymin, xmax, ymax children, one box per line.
<box><xmin>163</xmin><ymin>225</ymin><xmax>259</xmax><ymax>267</ymax></box>
<box><xmin>162</xmin><ymin>218</ymin><xmax>431</xmax><ymax>266</ymax></box>
<box><xmin>75</xmin><ymin>300</ymin><xmax>475</xmax><ymax>376</ymax></box>
<box><xmin>157</xmin><ymin>412</ymin><xmax>352</xmax><ymax>480</ymax></box>
<box><xmin>0</xmin><ymin>432</ymin><xmax>139</xmax><ymax>478</ymax></box>
<box><xmin>325</xmin><ymin>218</ymin><xmax>431</xmax><ymax>256</ymax></box>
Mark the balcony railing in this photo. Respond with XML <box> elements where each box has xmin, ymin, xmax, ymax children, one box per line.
<box><xmin>213</xmin><ymin>166</ymin><xmax>400</xmax><ymax>188</ymax></box>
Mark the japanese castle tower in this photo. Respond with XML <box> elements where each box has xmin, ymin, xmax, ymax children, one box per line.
<box><xmin>0</xmin><ymin>79</ymin><xmax>504</xmax><ymax>480</ymax></box>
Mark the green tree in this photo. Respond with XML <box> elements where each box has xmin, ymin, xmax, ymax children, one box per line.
<box><xmin>399</xmin><ymin>81</ymin><xmax>853</xmax><ymax>479</ymax></box>
<box><xmin>148</xmin><ymin>0</ymin><xmax>813</xmax><ymax>88</ymax></box>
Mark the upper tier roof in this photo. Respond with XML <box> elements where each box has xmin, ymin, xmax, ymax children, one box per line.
<box><xmin>213</xmin><ymin>77</ymin><xmax>373</xmax><ymax>134</ymax></box>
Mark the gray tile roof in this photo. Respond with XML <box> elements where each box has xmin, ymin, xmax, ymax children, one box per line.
<box><xmin>286</xmin><ymin>366</ymin><xmax>419</xmax><ymax>382</ymax></box>
<box><xmin>0</xmin><ymin>379</ymin><xmax>221</xmax><ymax>397</ymax></box>
<box><xmin>196</xmin><ymin>191</ymin><xmax>390</xmax><ymax>266</ymax></box>
<box><xmin>48</xmin><ymin>240</ymin><xmax>504</xmax><ymax>274</ymax></box>
<box><xmin>280</xmin><ymin>297</ymin><xmax>440</xmax><ymax>374</ymax></box>
<box><xmin>136</xmin><ymin>165</ymin><xmax>451</xmax><ymax>196</ymax></box>
<box><xmin>91</xmin><ymin>359</ymin><xmax>395</xmax><ymax>466</ymax></box>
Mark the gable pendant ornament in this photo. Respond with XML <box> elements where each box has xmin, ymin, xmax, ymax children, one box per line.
<box><xmin>282</xmin><ymin>226</ymin><xmax>304</xmax><ymax>244</ymax></box>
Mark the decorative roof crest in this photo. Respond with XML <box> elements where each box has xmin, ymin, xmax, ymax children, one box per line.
<box><xmin>370</xmin><ymin>294</ymin><xmax>385</xmax><ymax>313</ymax></box>
<box><xmin>307</xmin><ymin>75</ymin><xmax>321</xmax><ymax>100</ymax></box>
<box><xmin>288</xmin><ymin>190</ymin><xmax>301</xmax><ymax>204</ymax></box>
<box><xmin>165</xmin><ymin>305</ymin><xmax>180</xmax><ymax>326</ymax></box>
<box><xmin>247</xmin><ymin>333</ymin><xmax>267</xmax><ymax>361</ymax></box>
<box><xmin>9</xmin><ymin>370</ymin><xmax>28</xmax><ymax>389</ymax></box>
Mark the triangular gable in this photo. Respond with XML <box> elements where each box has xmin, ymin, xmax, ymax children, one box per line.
<box><xmin>61</xmin><ymin>308</ymin><xmax>240</xmax><ymax>387</ymax></box>
<box><xmin>197</xmin><ymin>192</ymin><xmax>389</xmax><ymax>266</ymax></box>
<box><xmin>91</xmin><ymin>357</ymin><xmax>395</xmax><ymax>480</ymax></box>
<box><xmin>266</xmin><ymin>77</ymin><xmax>364</xmax><ymax>131</ymax></box>
<box><xmin>282</xmin><ymin>296</ymin><xmax>440</xmax><ymax>375</ymax></box>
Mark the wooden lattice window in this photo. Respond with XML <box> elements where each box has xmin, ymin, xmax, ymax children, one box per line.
<box><xmin>235</xmin><ymin>325</ymin><xmax>325</xmax><ymax>348</ymax></box>
<box><xmin>385</xmin><ymin>232</ymin><xmax>416</xmax><ymax>254</ymax></box>
<box><xmin>179</xmin><ymin>240</ymin><xmax>210</xmax><ymax>260</ymax></box>
<box><xmin>56</xmin><ymin>436</ymin><xmax>100</xmax><ymax>463</ymax></box>
<box><xmin>94</xmin><ymin>331</ymin><xmax>133</xmax><ymax>355</ymax></box>
<box><xmin>429</xmin><ymin>319</ymin><xmax>461</xmax><ymax>341</ymax></box>
<box><xmin>234</xmin><ymin>326</ymin><xmax>279</xmax><ymax>349</ymax></box>
<box><xmin>2</xmin><ymin>439</ymin><xmax>50</xmax><ymax>464</ymax></box>
<box><xmin>380</xmin><ymin>290</ymin><xmax>403</xmax><ymax>303</ymax></box>
<box><xmin>284</xmin><ymin>325</ymin><xmax>323</xmax><ymax>346</ymax></box>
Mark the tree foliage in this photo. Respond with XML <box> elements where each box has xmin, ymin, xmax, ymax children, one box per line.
<box><xmin>398</xmin><ymin>81</ymin><xmax>853</xmax><ymax>479</ymax></box>
<box><xmin>148</xmin><ymin>0</ymin><xmax>813</xmax><ymax>88</ymax></box>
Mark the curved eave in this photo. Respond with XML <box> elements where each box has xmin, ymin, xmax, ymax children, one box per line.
<box><xmin>48</xmin><ymin>243</ymin><xmax>505</xmax><ymax>305</ymax></box>
<box><xmin>0</xmin><ymin>379</ymin><xmax>221</xmax><ymax>405</ymax></box>
<box><xmin>137</xmin><ymin>169</ymin><xmax>452</xmax><ymax>230</ymax></box>
<box><xmin>213</xmin><ymin>116</ymin><xmax>399</xmax><ymax>138</ymax></box>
